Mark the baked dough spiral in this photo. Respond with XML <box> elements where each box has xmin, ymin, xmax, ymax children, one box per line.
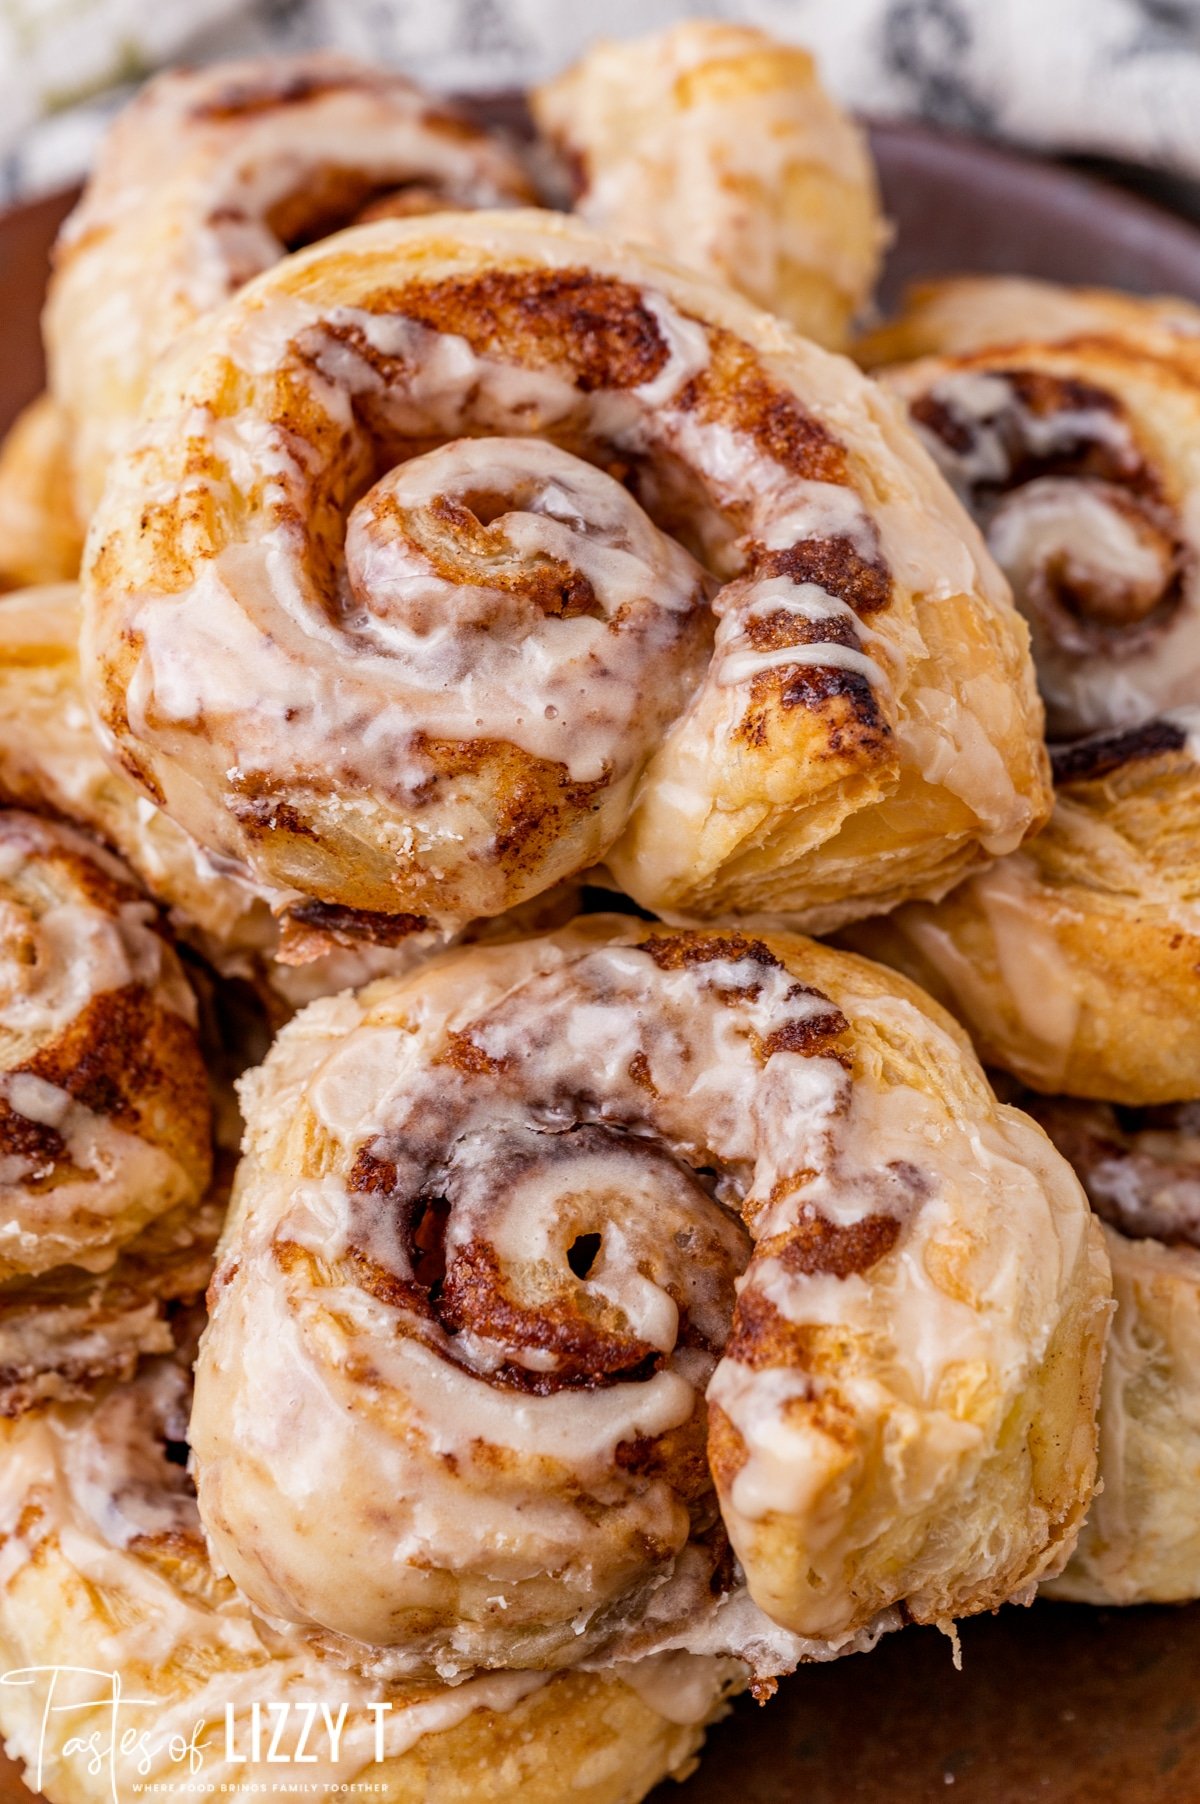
<box><xmin>868</xmin><ymin>277</ymin><xmax>1200</xmax><ymax>737</ymax></box>
<box><xmin>0</xmin><ymin>398</ymin><xmax>82</xmax><ymax>589</ymax></box>
<box><xmin>191</xmin><ymin>916</ymin><xmax>1108</xmax><ymax>1678</ymax></box>
<box><xmin>0</xmin><ymin>1357</ymin><xmax>741</xmax><ymax>1804</ymax></box>
<box><xmin>531</xmin><ymin>22</ymin><xmax>886</xmax><ymax>351</ymax></box>
<box><xmin>82</xmin><ymin>210</ymin><xmax>1049</xmax><ymax>933</ymax></box>
<box><xmin>0</xmin><ymin>809</ymin><xmax>211</xmax><ymax>1282</ymax></box>
<box><xmin>45</xmin><ymin>52</ymin><xmax>536</xmax><ymax>519</ymax></box>
<box><xmin>842</xmin><ymin>716</ymin><xmax>1200</xmax><ymax>1104</ymax></box>
<box><xmin>1020</xmin><ymin>1094</ymin><xmax>1200</xmax><ymax>1605</ymax></box>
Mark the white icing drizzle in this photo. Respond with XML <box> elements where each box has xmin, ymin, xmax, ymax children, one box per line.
<box><xmin>717</xmin><ymin>640</ymin><xmax>889</xmax><ymax>692</ymax></box>
<box><xmin>46</xmin><ymin>52</ymin><xmax>534</xmax><ymax>514</ymax></box>
<box><xmin>712</xmin><ymin>573</ymin><xmax>891</xmax><ymax>696</ymax></box>
<box><xmin>335</xmin><ymin>436</ymin><xmax>707</xmax><ymax>783</ymax></box>
<box><xmin>916</xmin><ymin>367</ymin><xmax>1137</xmax><ymax>491</ymax></box>
<box><xmin>194</xmin><ymin>927</ymin><xmax>840</xmax><ymax>1674</ymax></box>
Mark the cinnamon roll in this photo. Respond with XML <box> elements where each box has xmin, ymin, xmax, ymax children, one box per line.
<box><xmin>1020</xmin><ymin>1094</ymin><xmax>1200</xmax><ymax>1605</ymax></box>
<box><xmin>0</xmin><ymin>397</ymin><xmax>82</xmax><ymax>589</ymax></box>
<box><xmin>0</xmin><ymin>1357</ymin><xmax>740</xmax><ymax>1804</ymax></box>
<box><xmin>842</xmin><ymin>717</ymin><xmax>1200</xmax><ymax>1105</ymax></box>
<box><xmin>44</xmin><ymin>52</ymin><xmax>536</xmax><ymax>518</ymax></box>
<box><xmin>0</xmin><ymin>809</ymin><xmax>211</xmax><ymax>1283</ymax></box>
<box><xmin>191</xmin><ymin>917</ymin><xmax>1109</xmax><ymax>1675</ymax></box>
<box><xmin>82</xmin><ymin>210</ymin><xmax>1050</xmax><ymax>934</ymax></box>
<box><xmin>867</xmin><ymin>276</ymin><xmax>1200</xmax><ymax>736</ymax></box>
<box><xmin>531</xmin><ymin>22</ymin><xmax>886</xmax><ymax>350</ymax></box>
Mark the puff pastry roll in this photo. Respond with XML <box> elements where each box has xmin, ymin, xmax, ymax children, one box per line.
<box><xmin>44</xmin><ymin>52</ymin><xmax>535</xmax><ymax>518</ymax></box>
<box><xmin>842</xmin><ymin>717</ymin><xmax>1200</xmax><ymax>1105</ymax></box>
<box><xmin>868</xmin><ymin>276</ymin><xmax>1200</xmax><ymax>736</ymax></box>
<box><xmin>1024</xmin><ymin>1095</ymin><xmax>1200</xmax><ymax>1605</ymax></box>
<box><xmin>0</xmin><ymin>397</ymin><xmax>82</xmax><ymax>589</ymax></box>
<box><xmin>82</xmin><ymin>211</ymin><xmax>1049</xmax><ymax>935</ymax></box>
<box><xmin>0</xmin><ymin>809</ymin><xmax>211</xmax><ymax>1285</ymax></box>
<box><xmin>532</xmin><ymin>23</ymin><xmax>886</xmax><ymax>349</ymax></box>
<box><xmin>191</xmin><ymin>917</ymin><xmax>1108</xmax><ymax>1675</ymax></box>
<box><xmin>0</xmin><ymin>1358</ymin><xmax>741</xmax><ymax>1804</ymax></box>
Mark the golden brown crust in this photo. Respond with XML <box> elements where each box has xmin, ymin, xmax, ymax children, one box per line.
<box><xmin>856</xmin><ymin>275</ymin><xmax>1200</xmax><ymax>371</ymax></box>
<box><xmin>841</xmin><ymin>718</ymin><xmax>1200</xmax><ymax>1104</ymax></box>
<box><xmin>82</xmin><ymin>209</ymin><xmax>1049</xmax><ymax>932</ymax></box>
<box><xmin>0</xmin><ymin>584</ymin><xmax>577</xmax><ymax>1009</ymax></box>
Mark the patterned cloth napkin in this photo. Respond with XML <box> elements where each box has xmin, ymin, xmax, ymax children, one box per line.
<box><xmin>2</xmin><ymin>0</ymin><xmax>1199</xmax><ymax>202</ymax></box>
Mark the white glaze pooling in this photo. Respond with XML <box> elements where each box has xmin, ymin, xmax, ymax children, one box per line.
<box><xmin>192</xmin><ymin>916</ymin><xmax>1102</xmax><ymax>1666</ymax></box>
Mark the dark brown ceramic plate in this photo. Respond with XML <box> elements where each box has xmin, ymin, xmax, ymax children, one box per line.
<box><xmin>2</xmin><ymin>114</ymin><xmax>1200</xmax><ymax>1804</ymax></box>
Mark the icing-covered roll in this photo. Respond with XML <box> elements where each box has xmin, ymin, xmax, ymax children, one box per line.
<box><xmin>867</xmin><ymin>276</ymin><xmax>1200</xmax><ymax>736</ymax></box>
<box><xmin>842</xmin><ymin>717</ymin><xmax>1200</xmax><ymax>1105</ymax></box>
<box><xmin>1022</xmin><ymin>1094</ymin><xmax>1200</xmax><ymax>1605</ymax></box>
<box><xmin>82</xmin><ymin>210</ymin><xmax>1050</xmax><ymax>933</ymax></box>
<box><xmin>44</xmin><ymin>52</ymin><xmax>536</xmax><ymax>518</ymax></box>
<box><xmin>531</xmin><ymin>22</ymin><xmax>886</xmax><ymax>350</ymax></box>
<box><xmin>191</xmin><ymin>916</ymin><xmax>1108</xmax><ymax>1676</ymax></box>
<box><xmin>0</xmin><ymin>1358</ymin><xmax>740</xmax><ymax>1804</ymax></box>
<box><xmin>0</xmin><ymin>397</ymin><xmax>82</xmax><ymax>589</ymax></box>
<box><xmin>0</xmin><ymin>810</ymin><xmax>211</xmax><ymax>1281</ymax></box>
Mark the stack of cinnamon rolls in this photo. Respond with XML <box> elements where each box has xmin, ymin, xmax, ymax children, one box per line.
<box><xmin>0</xmin><ymin>23</ymin><xmax>1190</xmax><ymax>1804</ymax></box>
